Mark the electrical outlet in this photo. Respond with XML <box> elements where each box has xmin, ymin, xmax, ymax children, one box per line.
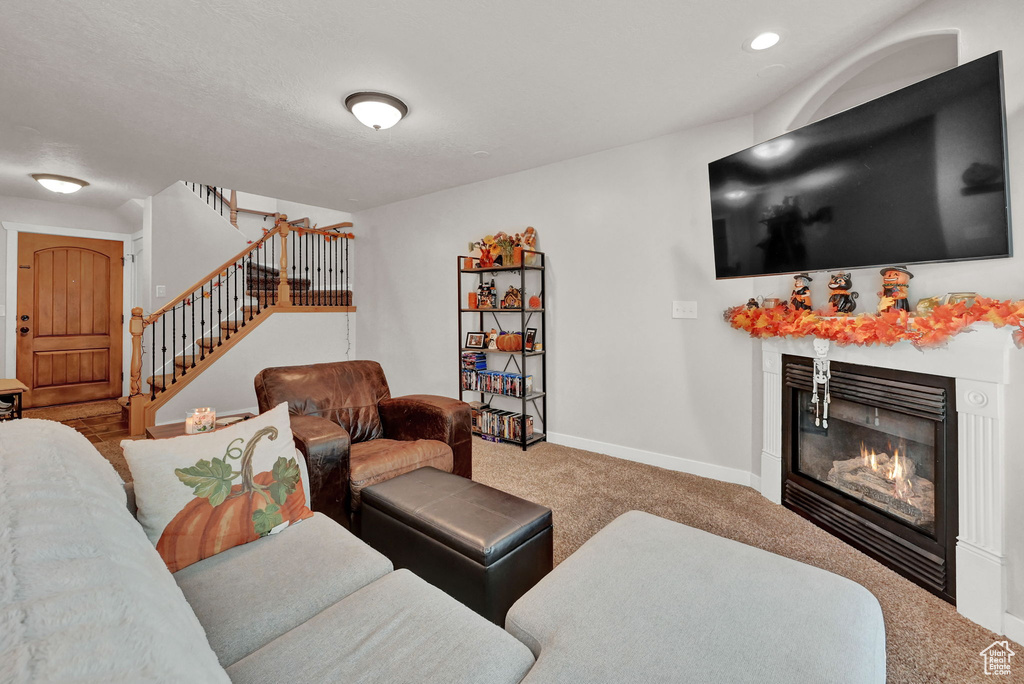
<box><xmin>155</xmin><ymin>285</ymin><xmax>166</xmax><ymax>297</ymax></box>
<box><xmin>672</xmin><ymin>301</ymin><xmax>697</xmax><ymax>319</ymax></box>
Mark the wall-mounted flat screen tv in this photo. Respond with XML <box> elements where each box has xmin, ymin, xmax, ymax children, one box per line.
<box><xmin>709</xmin><ymin>51</ymin><xmax>1011</xmax><ymax>279</ymax></box>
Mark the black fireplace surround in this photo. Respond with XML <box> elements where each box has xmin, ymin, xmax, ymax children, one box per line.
<box><xmin>782</xmin><ymin>355</ymin><xmax>958</xmax><ymax>603</ymax></box>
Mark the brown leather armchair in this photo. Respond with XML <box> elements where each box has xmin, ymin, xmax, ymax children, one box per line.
<box><xmin>254</xmin><ymin>360</ymin><xmax>471</xmax><ymax>531</ymax></box>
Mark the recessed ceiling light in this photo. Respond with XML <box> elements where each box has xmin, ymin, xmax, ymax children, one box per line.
<box><xmin>749</xmin><ymin>32</ymin><xmax>781</xmax><ymax>51</ymax></box>
<box><xmin>32</xmin><ymin>173</ymin><xmax>89</xmax><ymax>194</ymax></box>
<box><xmin>724</xmin><ymin>190</ymin><xmax>748</xmax><ymax>200</ymax></box>
<box><xmin>344</xmin><ymin>92</ymin><xmax>408</xmax><ymax>130</ymax></box>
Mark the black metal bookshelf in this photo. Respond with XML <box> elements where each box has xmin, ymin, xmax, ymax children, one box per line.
<box><xmin>457</xmin><ymin>250</ymin><xmax>546</xmax><ymax>450</ymax></box>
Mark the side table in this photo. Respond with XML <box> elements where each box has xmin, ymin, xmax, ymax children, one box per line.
<box><xmin>146</xmin><ymin>412</ymin><xmax>256</xmax><ymax>440</ymax></box>
<box><xmin>0</xmin><ymin>379</ymin><xmax>29</xmax><ymax>421</ymax></box>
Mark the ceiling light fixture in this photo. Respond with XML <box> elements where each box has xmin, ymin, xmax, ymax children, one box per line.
<box><xmin>344</xmin><ymin>92</ymin><xmax>408</xmax><ymax>130</ymax></box>
<box><xmin>749</xmin><ymin>32</ymin><xmax>781</xmax><ymax>51</ymax></box>
<box><xmin>32</xmin><ymin>173</ymin><xmax>89</xmax><ymax>194</ymax></box>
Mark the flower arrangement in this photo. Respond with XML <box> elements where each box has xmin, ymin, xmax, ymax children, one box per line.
<box><xmin>469</xmin><ymin>229</ymin><xmax>535</xmax><ymax>267</ymax></box>
<box><xmin>724</xmin><ymin>297</ymin><xmax>1024</xmax><ymax>349</ymax></box>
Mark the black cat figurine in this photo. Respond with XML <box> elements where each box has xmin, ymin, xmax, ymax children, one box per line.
<box><xmin>827</xmin><ymin>272</ymin><xmax>859</xmax><ymax>314</ymax></box>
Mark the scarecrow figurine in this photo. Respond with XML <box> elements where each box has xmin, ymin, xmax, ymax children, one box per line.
<box><xmin>790</xmin><ymin>273</ymin><xmax>813</xmax><ymax>311</ymax></box>
<box><xmin>877</xmin><ymin>266</ymin><xmax>913</xmax><ymax>313</ymax></box>
<box><xmin>745</xmin><ymin>298</ymin><xmax>759</xmax><ymax>309</ymax></box>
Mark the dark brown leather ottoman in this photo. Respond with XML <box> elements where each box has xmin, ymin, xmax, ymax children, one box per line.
<box><xmin>360</xmin><ymin>466</ymin><xmax>553</xmax><ymax>626</ymax></box>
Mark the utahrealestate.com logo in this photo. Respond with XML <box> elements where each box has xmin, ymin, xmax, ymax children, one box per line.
<box><xmin>980</xmin><ymin>641</ymin><xmax>1015</xmax><ymax>676</ymax></box>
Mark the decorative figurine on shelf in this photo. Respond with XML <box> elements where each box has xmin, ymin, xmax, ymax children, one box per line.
<box><xmin>522</xmin><ymin>226</ymin><xmax>538</xmax><ymax>265</ymax></box>
<box><xmin>790</xmin><ymin>273</ymin><xmax>813</xmax><ymax>311</ymax></box>
<box><xmin>476</xmin><ymin>281</ymin><xmax>491</xmax><ymax>308</ymax></box>
<box><xmin>877</xmin><ymin>266</ymin><xmax>913</xmax><ymax>313</ymax></box>
<box><xmin>745</xmin><ymin>298</ymin><xmax>759</xmax><ymax>309</ymax></box>
<box><xmin>810</xmin><ymin>339</ymin><xmax>831</xmax><ymax>428</ymax></box>
<box><xmin>827</xmin><ymin>272</ymin><xmax>859</xmax><ymax>314</ymax></box>
<box><xmin>488</xmin><ymin>279</ymin><xmax>497</xmax><ymax>309</ymax></box>
<box><xmin>487</xmin><ymin>328</ymin><xmax>499</xmax><ymax>349</ymax></box>
<box><xmin>501</xmin><ymin>285</ymin><xmax>523</xmax><ymax>309</ymax></box>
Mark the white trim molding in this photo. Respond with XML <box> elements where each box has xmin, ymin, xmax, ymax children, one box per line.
<box><xmin>546</xmin><ymin>432</ymin><xmax>756</xmax><ymax>488</ymax></box>
<box><xmin>3</xmin><ymin>221</ymin><xmax>133</xmax><ymax>395</ymax></box>
<box><xmin>760</xmin><ymin>349</ymin><xmax>783</xmax><ymax>504</ymax></box>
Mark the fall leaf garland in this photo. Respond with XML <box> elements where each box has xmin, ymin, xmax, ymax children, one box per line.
<box><xmin>724</xmin><ymin>297</ymin><xmax>1024</xmax><ymax>349</ymax></box>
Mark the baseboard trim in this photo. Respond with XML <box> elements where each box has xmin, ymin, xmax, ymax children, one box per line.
<box><xmin>1004</xmin><ymin>612</ymin><xmax>1024</xmax><ymax>644</ymax></box>
<box><xmin>546</xmin><ymin>432</ymin><xmax>755</xmax><ymax>488</ymax></box>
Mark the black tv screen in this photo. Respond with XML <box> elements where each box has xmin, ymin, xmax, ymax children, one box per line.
<box><xmin>709</xmin><ymin>51</ymin><xmax>1011</xmax><ymax>279</ymax></box>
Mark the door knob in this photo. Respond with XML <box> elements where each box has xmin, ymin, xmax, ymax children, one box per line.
<box><xmin>19</xmin><ymin>327</ymin><xmax>29</xmax><ymax>335</ymax></box>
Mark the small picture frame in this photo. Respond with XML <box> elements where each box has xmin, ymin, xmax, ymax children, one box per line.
<box><xmin>524</xmin><ymin>328</ymin><xmax>537</xmax><ymax>352</ymax></box>
<box><xmin>465</xmin><ymin>332</ymin><xmax>486</xmax><ymax>349</ymax></box>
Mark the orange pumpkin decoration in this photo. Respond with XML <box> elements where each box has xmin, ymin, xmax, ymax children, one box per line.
<box><xmin>528</xmin><ymin>295</ymin><xmax>541</xmax><ymax>309</ymax></box>
<box><xmin>496</xmin><ymin>332</ymin><xmax>523</xmax><ymax>351</ymax></box>
<box><xmin>157</xmin><ymin>427</ymin><xmax>312</xmax><ymax>573</ymax></box>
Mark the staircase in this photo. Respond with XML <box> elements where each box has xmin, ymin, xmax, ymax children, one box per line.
<box><xmin>127</xmin><ymin>216</ymin><xmax>355</xmax><ymax>435</ymax></box>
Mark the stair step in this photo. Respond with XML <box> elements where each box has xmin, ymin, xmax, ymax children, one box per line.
<box><xmin>197</xmin><ymin>337</ymin><xmax>223</xmax><ymax>351</ymax></box>
<box><xmin>146</xmin><ymin>374</ymin><xmax>176</xmax><ymax>391</ymax></box>
<box><xmin>174</xmin><ymin>354</ymin><xmax>201</xmax><ymax>370</ymax></box>
<box><xmin>220</xmin><ymin>319</ymin><xmax>245</xmax><ymax>332</ymax></box>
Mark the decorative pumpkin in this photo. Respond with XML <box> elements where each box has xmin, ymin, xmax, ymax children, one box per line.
<box><xmin>496</xmin><ymin>332</ymin><xmax>523</xmax><ymax>351</ymax></box>
<box><xmin>157</xmin><ymin>426</ymin><xmax>311</xmax><ymax>572</ymax></box>
<box><xmin>528</xmin><ymin>295</ymin><xmax>541</xmax><ymax>309</ymax></box>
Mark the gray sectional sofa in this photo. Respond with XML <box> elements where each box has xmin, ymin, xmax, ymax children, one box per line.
<box><xmin>1</xmin><ymin>419</ymin><xmax>886</xmax><ymax>683</ymax></box>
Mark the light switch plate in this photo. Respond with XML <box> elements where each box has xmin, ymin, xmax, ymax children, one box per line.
<box><xmin>155</xmin><ymin>285</ymin><xmax>166</xmax><ymax>297</ymax></box>
<box><xmin>672</xmin><ymin>301</ymin><xmax>697</xmax><ymax>319</ymax></box>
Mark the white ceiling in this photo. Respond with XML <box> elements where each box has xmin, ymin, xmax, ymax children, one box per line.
<box><xmin>0</xmin><ymin>0</ymin><xmax>926</xmax><ymax>211</ymax></box>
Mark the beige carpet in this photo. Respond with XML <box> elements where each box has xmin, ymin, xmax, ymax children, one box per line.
<box><xmin>472</xmin><ymin>437</ymin><xmax>1021</xmax><ymax>684</ymax></box>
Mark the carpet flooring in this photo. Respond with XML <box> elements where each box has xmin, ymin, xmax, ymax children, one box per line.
<box><xmin>18</xmin><ymin>401</ymin><xmax>1020</xmax><ymax>682</ymax></box>
<box><xmin>472</xmin><ymin>438</ymin><xmax>1021</xmax><ymax>684</ymax></box>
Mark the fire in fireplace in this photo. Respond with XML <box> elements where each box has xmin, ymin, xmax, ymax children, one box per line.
<box><xmin>782</xmin><ymin>357</ymin><xmax>957</xmax><ymax>603</ymax></box>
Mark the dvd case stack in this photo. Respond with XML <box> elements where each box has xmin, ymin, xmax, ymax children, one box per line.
<box><xmin>475</xmin><ymin>407</ymin><xmax>534</xmax><ymax>442</ymax></box>
<box><xmin>460</xmin><ymin>369</ymin><xmax>534</xmax><ymax>397</ymax></box>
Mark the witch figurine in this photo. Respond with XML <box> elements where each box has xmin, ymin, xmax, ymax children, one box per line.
<box><xmin>878</xmin><ymin>265</ymin><xmax>913</xmax><ymax>313</ymax></box>
<box><xmin>790</xmin><ymin>273</ymin><xmax>813</xmax><ymax>311</ymax></box>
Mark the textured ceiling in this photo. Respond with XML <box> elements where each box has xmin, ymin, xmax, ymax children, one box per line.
<box><xmin>0</xmin><ymin>0</ymin><xmax>926</xmax><ymax>211</ymax></box>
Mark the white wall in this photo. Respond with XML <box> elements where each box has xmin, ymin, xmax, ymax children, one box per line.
<box><xmin>355</xmin><ymin>116</ymin><xmax>758</xmax><ymax>483</ymax></box>
<box><xmin>155</xmin><ymin>311</ymin><xmax>356</xmax><ymax>423</ymax></box>
<box><xmin>750</xmin><ymin>0</ymin><xmax>1024</xmax><ymax>620</ymax></box>
<box><xmin>0</xmin><ymin>194</ymin><xmax>138</xmax><ymax>376</ymax></box>
<box><xmin>150</xmin><ymin>182</ymin><xmax>250</xmax><ymax>310</ymax></box>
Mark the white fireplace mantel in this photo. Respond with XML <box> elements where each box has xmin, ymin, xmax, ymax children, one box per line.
<box><xmin>759</xmin><ymin>327</ymin><xmax>1013</xmax><ymax>635</ymax></box>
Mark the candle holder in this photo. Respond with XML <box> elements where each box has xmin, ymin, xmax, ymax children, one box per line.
<box><xmin>185</xmin><ymin>407</ymin><xmax>216</xmax><ymax>434</ymax></box>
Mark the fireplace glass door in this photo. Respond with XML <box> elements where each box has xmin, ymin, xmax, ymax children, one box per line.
<box><xmin>795</xmin><ymin>391</ymin><xmax>935</xmax><ymax>534</ymax></box>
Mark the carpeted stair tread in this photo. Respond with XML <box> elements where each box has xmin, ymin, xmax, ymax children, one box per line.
<box><xmin>196</xmin><ymin>337</ymin><xmax>223</xmax><ymax>350</ymax></box>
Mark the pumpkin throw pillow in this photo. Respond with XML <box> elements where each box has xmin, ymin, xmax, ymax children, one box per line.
<box><xmin>122</xmin><ymin>402</ymin><xmax>313</xmax><ymax>572</ymax></box>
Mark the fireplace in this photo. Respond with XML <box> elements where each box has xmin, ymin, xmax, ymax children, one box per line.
<box><xmin>782</xmin><ymin>356</ymin><xmax>957</xmax><ymax>603</ymax></box>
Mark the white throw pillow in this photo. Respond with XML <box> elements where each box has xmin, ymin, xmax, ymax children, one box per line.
<box><xmin>122</xmin><ymin>402</ymin><xmax>312</xmax><ymax>572</ymax></box>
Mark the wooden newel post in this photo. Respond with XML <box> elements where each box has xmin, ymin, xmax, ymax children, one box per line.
<box><xmin>127</xmin><ymin>307</ymin><xmax>147</xmax><ymax>436</ymax></box>
<box><xmin>129</xmin><ymin>307</ymin><xmax>144</xmax><ymax>398</ymax></box>
<box><xmin>229</xmin><ymin>189</ymin><xmax>238</xmax><ymax>228</ymax></box>
<box><xmin>277</xmin><ymin>216</ymin><xmax>291</xmax><ymax>306</ymax></box>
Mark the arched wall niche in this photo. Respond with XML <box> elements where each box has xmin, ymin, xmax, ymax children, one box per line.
<box><xmin>788</xmin><ymin>31</ymin><xmax>959</xmax><ymax>132</ymax></box>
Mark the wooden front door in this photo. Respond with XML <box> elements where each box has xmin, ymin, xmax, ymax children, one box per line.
<box><xmin>16</xmin><ymin>233</ymin><xmax>124</xmax><ymax>407</ymax></box>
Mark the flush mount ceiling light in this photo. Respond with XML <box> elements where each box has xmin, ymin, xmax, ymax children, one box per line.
<box><xmin>344</xmin><ymin>92</ymin><xmax>408</xmax><ymax>130</ymax></box>
<box><xmin>32</xmin><ymin>173</ymin><xmax>89</xmax><ymax>194</ymax></box>
<box><xmin>747</xmin><ymin>31</ymin><xmax>781</xmax><ymax>51</ymax></box>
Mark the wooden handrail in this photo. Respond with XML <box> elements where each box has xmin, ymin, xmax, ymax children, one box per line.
<box><xmin>319</xmin><ymin>221</ymin><xmax>355</xmax><ymax>232</ymax></box>
<box><xmin>142</xmin><ymin>226</ymin><xmax>281</xmax><ymax>326</ymax></box>
<box><xmin>292</xmin><ymin>225</ymin><xmax>356</xmax><ymax>239</ymax></box>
